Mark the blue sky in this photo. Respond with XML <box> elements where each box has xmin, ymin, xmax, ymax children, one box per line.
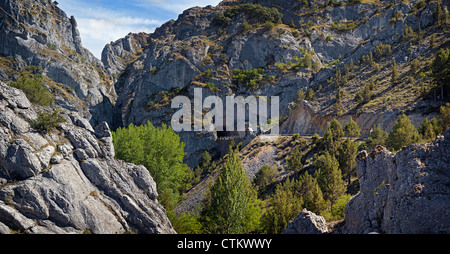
<box><xmin>57</xmin><ymin>0</ymin><xmax>222</xmax><ymax>59</ymax></box>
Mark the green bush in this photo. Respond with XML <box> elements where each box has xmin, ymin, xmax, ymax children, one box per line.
<box><xmin>223</xmin><ymin>3</ymin><xmax>283</xmax><ymax>24</ymax></box>
<box><xmin>211</xmin><ymin>12</ymin><xmax>231</xmax><ymax>27</ymax></box>
<box><xmin>305</xmin><ymin>87</ymin><xmax>316</xmax><ymax>101</ymax></box>
<box><xmin>10</xmin><ymin>71</ymin><xmax>54</xmax><ymax>106</ymax></box>
<box><xmin>32</xmin><ymin>110</ymin><xmax>66</xmax><ymax>133</ymax></box>
<box><xmin>253</xmin><ymin>165</ymin><xmax>277</xmax><ymax>189</ymax></box>
<box><xmin>287</xmin><ymin>147</ymin><xmax>303</xmax><ymax>173</ymax></box>
<box><xmin>387</xmin><ymin>114</ymin><xmax>421</xmax><ymax>151</ymax></box>
<box><xmin>374</xmin><ymin>43</ymin><xmax>392</xmax><ymax>58</ymax></box>
<box><xmin>232</xmin><ymin>68</ymin><xmax>266</xmax><ymax>89</ymax></box>
<box><xmin>344</xmin><ymin>119</ymin><xmax>361</xmax><ymax>138</ymax></box>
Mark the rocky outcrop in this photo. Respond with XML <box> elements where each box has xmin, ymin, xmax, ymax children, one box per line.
<box><xmin>283</xmin><ymin>209</ymin><xmax>328</xmax><ymax>234</ymax></box>
<box><xmin>102</xmin><ymin>0</ymin><xmax>448</xmax><ymax>167</ymax></box>
<box><xmin>280</xmin><ymin>100</ymin><xmax>407</xmax><ymax>137</ymax></box>
<box><xmin>343</xmin><ymin>131</ymin><xmax>450</xmax><ymax>234</ymax></box>
<box><xmin>0</xmin><ymin>0</ymin><xmax>116</xmax><ymax>123</ymax></box>
<box><xmin>101</xmin><ymin>32</ymin><xmax>150</xmax><ymax>76</ymax></box>
<box><xmin>0</xmin><ymin>82</ymin><xmax>175</xmax><ymax>234</ymax></box>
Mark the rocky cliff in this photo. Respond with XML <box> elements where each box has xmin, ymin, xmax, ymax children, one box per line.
<box><xmin>0</xmin><ymin>0</ymin><xmax>116</xmax><ymax>126</ymax></box>
<box><xmin>0</xmin><ymin>0</ymin><xmax>448</xmax><ymax>235</ymax></box>
<box><xmin>342</xmin><ymin>131</ymin><xmax>450</xmax><ymax>234</ymax></box>
<box><xmin>103</xmin><ymin>0</ymin><xmax>449</xmax><ymax>165</ymax></box>
<box><xmin>0</xmin><ymin>81</ymin><xmax>174</xmax><ymax>234</ymax></box>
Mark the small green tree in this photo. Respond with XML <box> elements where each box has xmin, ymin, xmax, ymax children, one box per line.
<box><xmin>296</xmin><ymin>90</ymin><xmax>305</xmax><ymax>102</ymax></box>
<box><xmin>286</xmin><ymin>147</ymin><xmax>303</xmax><ymax>173</ymax></box>
<box><xmin>10</xmin><ymin>71</ymin><xmax>54</xmax><ymax>106</ymax></box>
<box><xmin>439</xmin><ymin>102</ymin><xmax>450</xmax><ymax>131</ymax></box>
<box><xmin>387</xmin><ymin>114</ymin><xmax>421</xmax><ymax>151</ymax></box>
<box><xmin>296</xmin><ymin>171</ymin><xmax>327</xmax><ymax>215</ymax></box>
<box><xmin>305</xmin><ymin>87</ymin><xmax>316</xmax><ymax>101</ymax></box>
<box><xmin>410</xmin><ymin>58</ymin><xmax>420</xmax><ymax>75</ymax></box>
<box><xmin>203</xmin><ymin>149</ymin><xmax>259</xmax><ymax>234</ymax></box>
<box><xmin>253</xmin><ymin>165</ymin><xmax>277</xmax><ymax>189</ymax></box>
<box><xmin>313</xmin><ymin>152</ymin><xmax>346</xmax><ymax>208</ymax></box>
<box><xmin>355</xmin><ymin>83</ymin><xmax>372</xmax><ymax>104</ymax></box>
<box><xmin>327</xmin><ymin>119</ymin><xmax>344</xmax><ymax>140</ymax></box>
<box><xmin>319</xmin><ymin>119</ymin><xmax>344</xmax><ymax>154</ymax></box>
<box><xmin>364</xmin><ymin>124</ymin><xmax>388</xmax><ymax>151</ymax></box>
<box><xmin>334</xmin><ymin>87</ymin><xmax>345</xmax><ymax>116</ymax></box>
<box><xmin>419</xmin><ymin>118</ymin><xmax>437</xmax><ymax>142</ymax></box>
<box><xmin>261</xmin><ymin>178</ymin><xmax>302</xmax><ymax>234</ymax></box>
<box><xmin>431</xmin><ymin>48</ymin><xmax>449</xmax><ymax>98</ymax></box>
<box><xmin>199</xmin><ymin>150</ymin><xmax>212</xmax><ymax>173</ymax></box>
<box><xmin>344</xmin><ymin>119</ymin><xmax>361</xmax><ymax>138</ymax></box>
<box><xmin>337</xmin><ymin>138</ymin><xmax>357</xmax><ymax>184</ymax></box>
<box><xmin>32</xmin><ymin>110</ymin><xmax>66</xmax><ymax>133</ymax></box>
<box><xmin>391</xmin><ymin>58</ymin><xmax>399</xmax><ymax>85</ymax></box>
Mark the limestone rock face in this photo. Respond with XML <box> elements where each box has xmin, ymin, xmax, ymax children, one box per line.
<box><xmin>0</xmin><ymin>82</ymin><xmax>175</xmax><ymax>234</ymax></box>
<box><xmin>103</xmin><ymin>0</ymin><xmax>447</xmax><ymax>166</ymax></box>
<box><xmin>101</xmin><ymin>32</ymin><xmax>150</xmax><ymax>76</ymax></box>
<box><xmin>0</xmin><ymin>0</ymin><xmax>116</xmax><ymax>123</ymax></box>
<box><xmin>343</xmin><ymin>131</ymin><xmax>450</xmax><ymax>234</ymax></box>
<box><xmin>283</xmin><ymin>209</ymin><xmax>328</xmax><ymax>234</ymax></box>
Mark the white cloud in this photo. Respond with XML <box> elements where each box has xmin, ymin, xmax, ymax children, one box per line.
<box><xmin>76</xmin><ymin>18</ymin><xmax>157</xmax><ymax>59</ymax></box>
<box><xmin>57</xmin><ymin>1</ymin><xmax>164</xmax><ymax>59</ymax></box>
<box><xmin>137</xmin><ymin>0</ymin><xmax>222</xmax><ymax>14</ymax></box>
<box><xmin>56</xmin><ymin>0</ymin><xmax>222</xmax><ymax>59</ymax></box>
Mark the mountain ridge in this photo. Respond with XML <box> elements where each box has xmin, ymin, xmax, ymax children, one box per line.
<box><xmin>0</xmin><ymin>0</ymin><xmax>449</xmax><ymax>234</ymax></box>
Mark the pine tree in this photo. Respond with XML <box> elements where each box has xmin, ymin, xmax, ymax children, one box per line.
<box><xmin>334</xmin><ymin>87</ymin><xmax>345</xmax><ymax>116</ymax></box>
<box><xmin>253</xmin><ymin>165</ymin><xmax>277</xmax><ymax>189</ymax></box>
<box><xmin>203</xmin><ymin>149</ymin><xmax>259</xmax><ymax>234</ymax></box>
<box><xmin>313</xmin><ymin>152</ymin><xmax>346</xmax><ymax>208</ymax></box>
<box><xmin>344</xmin><ymin>119</ymin><xmax>361</xmax><ymax>138</ymax></box>
<box><xmin>261</xmin><ymin>178</ymin><xmax>302</xmax><ymax>234</ymax></box>
<box><xmin>297</xmin><ymin>171</ymin><xmax>327</xmax><ymax>214</ymax></box>
<box><xmin>328</xmin><ymin>119</ymin><xmax>344</xmax><ymax>140</ymax></box>
<box><xmin>365</xmin><ymin>124</ymin><xmax>388</xmax><ymax>151</ymax></box>
<box><xmin>431</xmin><ymin>48</ymin><xmax>449</xmax><ymax>99</ymax></box>
<box><xmin>419</xmin><ymin>118</ymin><xmax>436</xmax><ymax>142</ymax></box>
<box><xmin>391</xmin><ymin>58</ymin><xmax>399</xmax><ymax>85</ymax></box>
<box><xmin>287</xmin><ymin>147</ymin><xmax>303</xmax><ymax>173</ymax></box>
<box><xmin>387</xmin><ymin>114</ymin><xmax>421</xmax><ymax>151</ymax></box>
<box><xmin>337</xmin><ymin>138</ymin><xmax>357</xmax><ymax>184</ymax></box>
<box><xmin>305</xmin><ymin>87</ymin><xmax>316</xmax><ymax>101</ymax></box>
<box><xmin>319</xmin><ymin>119</ymin><xmax>344</xmax><ymax>154</ymax></box>
<box><xmin>440</xmin><ymin>102</ymin><xmax>450</xmax><ymax>131</ymax></box>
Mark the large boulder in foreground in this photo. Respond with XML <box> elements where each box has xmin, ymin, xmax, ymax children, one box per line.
<box><xmin>283</xmin><ymin>209</ymin><xmax>328</xmax><ymax>234</ymax></box>
<box><xmin>343</xmin><ymin>131</ymin><xmax>450</xmax><ymax>234</ymax></box>
<box><xmin>0</xmin><ymin>82</ymin><xmax>175</xmax><ymax>234</ymax></box>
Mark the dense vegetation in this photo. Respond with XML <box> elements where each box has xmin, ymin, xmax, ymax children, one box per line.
<box><xmin>112</xmin><ymin>121</ymin><xmax>190</xmax><ymax>209</ymax></box>
<box><xmin>10</xmin><ymin>68</ymin><xmax>54</xmax><ymax>106</ymax></box>
<box><xmin>111</xmin><ymin>100</ymin><xmax>450</xmax><ymax>234</ymax></box>
<box><xmin>108</xmin><ymin>0</ymin><xmax>450</xmax><ymax>234</ymax></box>
<box><xmin>31</xmin><ymin>110</ymin><xmax>66</xmax><ymax>133</ymax></box>
<box><xmin>212</xmin><ymin>3</ymin><xmax>283</xmax><ymax>27</ymax></box>
<box><xmin>231</xmin><ymin>68</ymin><xmax>266</xmax><ymax>89</ymax></box>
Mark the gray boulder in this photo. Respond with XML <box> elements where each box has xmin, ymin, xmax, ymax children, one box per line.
<box><xmin>0</xmin><ymin>82</ymin><xmax>175</xmax><ymax>234</ymax></box>
<box><xmin>283</xmin><ymin>209</ymin><xmax>328</xmax><ymax>234</ymax></box>
<box><xmin>343</xmin><ymin>131</ymin><xmax>450</xmax><ymax>234</ymax></box>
